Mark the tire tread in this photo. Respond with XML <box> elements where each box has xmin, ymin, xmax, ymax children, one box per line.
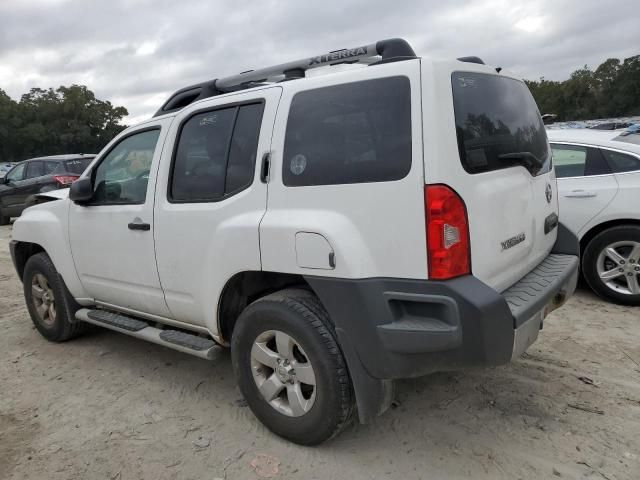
<box><xmin>233</xmin><ymin>287</ymin><xmax>355</xmax><ymax>444</ymax></box>
<box><xmin>23</xmin><ymin>252</ymin><xmax>87</xmax><ymax>341</ymax></box>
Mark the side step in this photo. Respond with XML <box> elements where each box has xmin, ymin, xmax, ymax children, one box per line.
<box><xmin>76</xmin><ymin>308</ymin><xmax>220</xmax><ymax>360</ymax></box>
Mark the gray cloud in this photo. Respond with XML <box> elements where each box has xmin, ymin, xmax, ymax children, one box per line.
<box><xmin>1</xmin><ymin>0</ymin><xmax>638</xmax><ymax>123</ymax></box>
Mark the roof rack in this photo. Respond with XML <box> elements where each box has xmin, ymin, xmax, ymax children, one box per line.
<box><xmin>457</xmin><ymin>56</ymin><xmax>485</xmax><ymax>65</ymax></box>
<box><xmin>154</xmin><ymin>38</ymin><xmax>417</xmax><ymax>117</ymax></box>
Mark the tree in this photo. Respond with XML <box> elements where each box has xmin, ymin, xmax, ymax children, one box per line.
<box><xmin>0</xmin><ymin>85</ymin><xmax>128</xmax><ymax>162</ymax></box>
<box><xmin>526</xmin><ymin>54</ymin><xmax>640</xmax><ymax>121</ymax></box>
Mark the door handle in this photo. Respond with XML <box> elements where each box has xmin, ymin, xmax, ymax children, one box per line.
<box><xmin>260</xmin><ymin>152</ymin><xmax>271</xmax><ymax>183</ymax></box>
<box><xmin>128</xmin><ymin>219</ymin><xmax>150</xmax><ymax>231</ymax></box>
<box><xmin>563</xmin><ymin>190</ymin><xmax>597</xmax><ymax>198</ymax></box>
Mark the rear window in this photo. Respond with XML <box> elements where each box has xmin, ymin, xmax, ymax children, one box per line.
<box><xmin>613</xmin><ymin>132</ymin><xmax>640</xmax><ymax>145</ymax></box>
<box><xmin>452</xmin><ymin>72</ymin><xmax>551</xmax><ymax>175</ymax></box>
<box><xmin>63</xmin><ymin>158</ymin><xmax>92</xmax><ymax>174</ymax></box>
<box><xmin>283</xmin><ymin>76</ymin><xmax>411</xmax><ymax>187</ymax></box>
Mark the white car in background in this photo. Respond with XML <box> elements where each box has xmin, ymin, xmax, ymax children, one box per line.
<box><xmin>547</xmin><ymin>128</ymin><xmax>640</xmax><ymax>305</ymax></box>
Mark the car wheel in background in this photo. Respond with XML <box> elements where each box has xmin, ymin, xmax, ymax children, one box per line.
<box><xmin>582</xmin><ymin>225</ymin><xmax>640</xmax><ymax>306</ymax></box>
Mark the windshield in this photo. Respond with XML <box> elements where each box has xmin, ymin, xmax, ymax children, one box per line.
<box><xmin>452</xmin><ymin>72</ymin><xmax>551</xmax><ymax>176</ymax></box>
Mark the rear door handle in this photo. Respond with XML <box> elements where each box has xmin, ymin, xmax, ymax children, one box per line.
<box><xmin>128</xmin><ymin>219</ymin><xmax>150</xmax><ymax>231</ymax></box>
<box><xmin>564</xmin><ymin>190</ymin><xmax>597</xmax><ymax>198</ymax></box>
<box><xmin>260</xmin><ymin>152</ymin><xmax>271</xmax><ymax>183</ymax></box>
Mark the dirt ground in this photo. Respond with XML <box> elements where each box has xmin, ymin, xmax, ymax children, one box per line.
<box><xmin>1</xmin><ymin>223</ymin><xmax>639</xmax><ymax>480</ymax></box>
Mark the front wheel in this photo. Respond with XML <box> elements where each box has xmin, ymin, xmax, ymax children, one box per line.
<box><xmin>231</xmin><ymin>288</ymin><xmax>354</xmax><ymax>445</ymax></box>
<box><xmin>23</xmin><ymin>253</ymin><xmax>86</xmax><ymax>341</ymax></box>
<box><xmin>582</xmin><ymin>225</ymin><xmax>640</xmax><ymax>306</ymax></box>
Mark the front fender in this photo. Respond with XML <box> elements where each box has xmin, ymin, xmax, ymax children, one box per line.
<box><xmin>11</xmin><ymin>198</ymin><xmax>88</xmax><ymax>300</ymax></box>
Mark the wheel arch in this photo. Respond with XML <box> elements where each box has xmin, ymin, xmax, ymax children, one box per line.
<box><xmin>11</xmin><ymin>241</ymin><xmax>46</xmax><ymax>280</ymax></box>
<box><xmin>580</xmin><ymin>218</ymin><xmax>640</xmax><ymax>255</ymax></box>
<box><xmin>217</xmin><ymin>271</ymin><xmax>311</xmax><ymax>344</ymax></box>
<box><xmin>11</xmin><ymin>203</ymin><xmax>88</xmax><ymax>300</ymax></box>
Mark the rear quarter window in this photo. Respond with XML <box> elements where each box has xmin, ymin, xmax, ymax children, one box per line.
<box><xmin>452</xmin><ymin>72</ymin><xmax>551</xmax><ymax>176</ymax></box>
<box><xmin>601</xmin><ymin>149</ymin><xmax>640</xmax><ymax>173</ymax></box>
<box><xmin>283</xmin><ymin>76</ymin><xmax>412</xmax><ymax>187</ymax></box>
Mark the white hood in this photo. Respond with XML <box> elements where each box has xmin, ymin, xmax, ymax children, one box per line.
<box><xmin>34</xmin><ymin>188</ymin><xmax>70</xmax><ymax>201</ymax></box>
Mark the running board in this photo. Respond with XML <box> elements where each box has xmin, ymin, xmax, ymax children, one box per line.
<box><xmin>75</xmin><ymin>308</ymin><xmax>220</xmax><ymax>360</ymax></box>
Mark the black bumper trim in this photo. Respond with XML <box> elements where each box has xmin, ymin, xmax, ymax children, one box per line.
<box><xmin>306</xmin><ymin>237</ymin><xmax>579</xmax><ymax>423</ymax></box>
<box><xmin>9</xmin><ymin>240</ymin><xmax>19</xmax><ymax>274</ymax></box>
<box><xmin>504</xmin><ymin>253</ymin><xmax>579</xmax><ymax>327</ymax></box>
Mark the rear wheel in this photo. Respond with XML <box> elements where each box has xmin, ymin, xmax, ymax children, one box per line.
<box><xmin>23</xmin><ymin>253</ymin><xmax>86</xmax><ymax>341</ymax></box>
<box><xmin>231</xmin><ymin>288</ymin><xmax>354</xmax><ymax>445</ymax></box>
<box><xmin>582</xmin><ymin>225</ymin><xmax>640</xmax><ymax>306</ymax></box>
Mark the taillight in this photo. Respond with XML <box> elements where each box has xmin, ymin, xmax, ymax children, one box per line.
<box><xmin>53</xmin><ymin>175</ymin><xmax>79</xmax><ymax>186</ymax></box>
<box><xmin>425</xmin><ymin>184</ymin><xmax>470</xmax><ymax>280</ymax></box>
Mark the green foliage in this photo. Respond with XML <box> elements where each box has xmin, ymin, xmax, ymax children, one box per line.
<box><xmin>526</xmin><ymin>55</ymin><xmax>640</xmax><ymax>121</ymax></box>
<box><xmin>0</xmin><ymin>85</ymin><xmax>127</xmax><ymax>162</ymax></box>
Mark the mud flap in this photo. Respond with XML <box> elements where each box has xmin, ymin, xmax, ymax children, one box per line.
<box><xmin>334</xmin><ymin>326</ymin><xmax>395</xmax><ymax>423</ymax></box>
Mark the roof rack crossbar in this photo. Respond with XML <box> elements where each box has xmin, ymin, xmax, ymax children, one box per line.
<box><xmin>155</xmin><ymin>38</ymin><xmax>416</xmax><ymax>117</ymax></box>
<box><xmin>215</xmin><ymin>38</ymin><xmax>415</xmax><ymax>91</ymax></box>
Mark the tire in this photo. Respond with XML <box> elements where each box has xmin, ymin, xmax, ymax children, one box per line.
<box><xmin>23</xmin><ymin>252</ymin><xmax>87</xmax><ymax>341</ymax></box>
<box><xmin>231</xmin><ymin>288</ymin><xmax>354</xmax><ymax>445</ymax></box>
<box><xmin>582</xmin><ymin>225</ymin><xmax>640</xmax><ymax>306</ymax></box>
<box><xmin>0</xmin><ymin>208</ymin><xmax>10</xmax><ymax>226</ymax></box>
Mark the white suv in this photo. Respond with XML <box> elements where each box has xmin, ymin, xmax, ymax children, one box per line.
<box><xmin>548</xmin><ymin>128</ymin><xmax>640</xmax><ymax>304</ymax></box>
<box><xmin>10</xmin><ymin>39</ymin><xmax>579</xmax><ymax>445</ymax></box>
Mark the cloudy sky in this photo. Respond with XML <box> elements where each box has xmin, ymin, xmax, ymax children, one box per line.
<box><xmin>1</xmin><ymin>0</ymin><xmax>638</xmax><ymax>124</ymax></box>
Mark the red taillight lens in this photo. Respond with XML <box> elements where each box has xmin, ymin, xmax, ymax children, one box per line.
<box><xmin>53</xmin><ymin>175</ymin><xmax>79</xmax><ymax>186</ymax></box>
<box><xmin>425</xmin><ymin>184</ymin><xmax>470</xmax><ymax>280</ymax></box>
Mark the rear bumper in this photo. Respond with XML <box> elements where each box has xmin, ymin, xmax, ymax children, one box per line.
<box><xmin>307</xmin><ymin>253</ymin><xmax>578</xmax><ymax>379</ymax></box>
<box><xmin>305</xmin><ymin>223</ymin><xmax>579</xmax><ymax>421</ymax></box>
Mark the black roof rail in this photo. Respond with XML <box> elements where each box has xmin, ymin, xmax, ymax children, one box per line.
<box><xmin>457</xmin><ymin>56</ymin><xmax>485</xmax><ymax>65</ymax></box>
<box><xmin>154</xmin><ymin>38</ymin><xmax>417</xmax><ymax>117</ymax></box>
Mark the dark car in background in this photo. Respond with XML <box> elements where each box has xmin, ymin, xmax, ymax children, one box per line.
<box><xmin>0</xmin><ymin>154</ymin><xmax>94</xmax><ymax>225</ymax></box>
<box><xmin>0</xmin><ymin>162</ymin><xmax>17</xmax><ymax>179</ymax></box>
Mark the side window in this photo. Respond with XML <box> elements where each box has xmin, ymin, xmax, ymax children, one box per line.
<box><xmin>44</xmin><ymin>161</ymin><xmax>59</xmax><ymax>175</ymax></box>
<box><xmin>170</xmin><ymin>102</ymin><xmax>264</xmax><ymax>202</ymax></box>
<box><xmin>226</xmin><ymin>103</ymin><xmax>263</xmax><ymax>194</ymax></box>
<box><xmin>601</xmin><ymin>149</ymin><xmax>640</xmax><ymax>173</ymax></box>
<box><xmin>25</xmin><ymin>161</ymin><xmax>44</xmax><ymax>179</ymax></box>
<box><xmin>551</xmin><ymin>144</ymin><xmax>610</xmax><ymax>178</ymax></box>
<box><xmin>92</xmin><ymin>129</ymin><xmax>161</xmax><ymax>205</ymax></box>
<box><xmin>6</xmin><ymin>163</ymin><xmax>26</xmax><ymax>182</ymax></box>
<box><xmin>282</xmin><ymin>77</ymin><xmax>412</xmax><ymax>187</ymax></box>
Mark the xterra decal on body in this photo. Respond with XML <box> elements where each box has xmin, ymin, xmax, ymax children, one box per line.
<box><xmin>501</xmin><ymin>233</ymin><xmax>526</xmax><ymax>251</ymax></box>
<box><xmin>309</xmin><ymin>46</ymin><xmax>369</xmax><ymax>65</ymax></box>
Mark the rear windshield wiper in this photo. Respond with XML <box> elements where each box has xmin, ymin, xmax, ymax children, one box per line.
<box><xmin>498</xmin><ymin>152</ymin><xmax>543</xmax><ymax>169</ymax></box>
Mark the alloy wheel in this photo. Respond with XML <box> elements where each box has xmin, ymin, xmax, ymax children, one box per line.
<box><xmin>250</xmin><ymin>330</ymin><xmax>317</xmax><ymax>417</ymax></box>
<box><xmin>31</xmin><ymin>273</ymin><xmax>57</xmax><ymax>326</ymax></box>
<box><xmin>596</xmin><ymin>241</ymin><xmax>640</xmax><ymax>296</ymax></box>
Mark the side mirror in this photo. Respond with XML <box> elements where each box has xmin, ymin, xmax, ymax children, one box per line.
<box><xmin>69</xmin><ymin>177</ymin><xmax>93</xmax><ymax>204</ymax></box>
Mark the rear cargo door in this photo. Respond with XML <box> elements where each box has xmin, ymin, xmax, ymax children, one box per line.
<box><xmin>424</xmin><ymin>67</ymin><xmax>558</xmax><ymax>292</ymax></box>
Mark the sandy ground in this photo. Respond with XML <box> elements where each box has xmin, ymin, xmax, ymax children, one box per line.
<box><xmin>1</xmin><ymin>223</ymin><xmax>639</xmax><ymax>480</ymax></box>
